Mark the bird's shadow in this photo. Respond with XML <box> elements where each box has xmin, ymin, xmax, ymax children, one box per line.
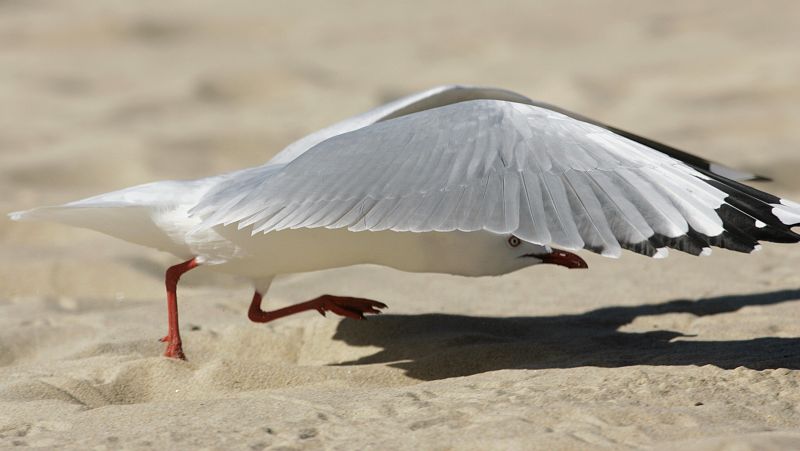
<box><xmin>331</xmin><ymin>289</ymin><xmax>800</xmax><ymax>381</ymax></box>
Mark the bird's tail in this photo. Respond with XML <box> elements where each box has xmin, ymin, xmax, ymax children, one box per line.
<box><xmin>9</xmin><ymin>179</ymin><xmax>210</xmax><ymax>254</ymax></box>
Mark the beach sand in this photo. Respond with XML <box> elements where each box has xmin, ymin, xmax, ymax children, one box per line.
<box><xmin>2</xmin><ymin>1</ymin><xmax>800</xmax><ymax>449</ymax></box>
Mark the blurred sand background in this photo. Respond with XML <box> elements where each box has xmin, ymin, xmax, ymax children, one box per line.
<box><xmin>2</xmin><ymin>1</ymin><xmax>800</xmax><ymax>449</ymax></box>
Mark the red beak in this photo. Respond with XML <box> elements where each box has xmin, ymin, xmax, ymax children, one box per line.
<box><xmin>537</xmin><ymin>249</ymin><xmax>588</xmax><ymax>269</ymax></box>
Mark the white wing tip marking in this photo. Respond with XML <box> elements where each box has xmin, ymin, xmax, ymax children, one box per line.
<box><xmin>771</xmin><ymin>204</ymin><xmax>800</xmax><ymax>225</ymax></box>
<box><xmin>781</xmin><ymin>199</ymin><xmax>800</xmax><ymax>209</ymax></box>
<box><xmin>755</xmin><ymin>220</ymin><xmax>766</xmax><ymax>229</ymax></box>
<box><xmin>700</xmin><ymin>247</ymin><xmax>712</xmax><ymax>257</ymax></box>
<box><xmin>653</xmin><ymin>247</ymin><xmax>669</xmax><ymax>259</ymax></box>
<box><xmin>751</xmin><ymin>244</ymin><xmax>763</xmax><ymax>253</ymax></box>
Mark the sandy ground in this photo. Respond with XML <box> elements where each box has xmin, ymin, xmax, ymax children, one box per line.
<box><xmin>2</xmin><ymin>1</ymin><xmax>800</xmax><ymax>449</ymax></box>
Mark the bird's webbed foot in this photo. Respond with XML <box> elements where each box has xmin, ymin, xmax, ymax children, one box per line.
<box><xmin>312</xmin><ymin>295</ymin><xmax>388</xmax><ymax>320</ymax></box>
<box><xmin>160</xmin><ymin>335</ymin><xmax>186</xmax><ymax>360</ymax></box>
<box><xmin>248</xmin><ymin>292</ymin><xmax>387</xmax><ymax>323</ymax></box>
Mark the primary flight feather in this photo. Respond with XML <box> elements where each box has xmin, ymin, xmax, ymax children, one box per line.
<box><xmin>10</xmin><ymin>85</ymin><xmax>800</xmax><ymax>360</ymax></box>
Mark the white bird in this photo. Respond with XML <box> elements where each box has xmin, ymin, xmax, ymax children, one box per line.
<box><xmin>10</xmin><ymin>85</ymin><xmax>800</xmax><ymax>360</ymax></box>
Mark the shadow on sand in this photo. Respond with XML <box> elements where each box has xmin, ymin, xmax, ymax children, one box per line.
<box><xmin>331</xmin><ymin>289</ymin><xmax>800</xmax><ymax>381</ymax></box>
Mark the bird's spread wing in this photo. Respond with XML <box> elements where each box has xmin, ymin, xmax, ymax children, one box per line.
<box><xmin>191</xmin><ymin>99</ymin><xmax>800</xmax><ymax>258</ymax></box>
<box><xmin>270</xmin><ymin>84</ymin><xmax>765</xmax><ymax>181</ymax></box>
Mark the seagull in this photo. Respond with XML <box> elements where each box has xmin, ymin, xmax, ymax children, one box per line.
<box><xmin>10</xmin><ymin>85</ymin><xmax>800</xmax><ymax>360</ymax></box>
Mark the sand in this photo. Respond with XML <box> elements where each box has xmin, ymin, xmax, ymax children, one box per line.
<box><xmin>2</xmin><ymin>1</ymin><xmax>800</xmax><ymax>449</ymax></box>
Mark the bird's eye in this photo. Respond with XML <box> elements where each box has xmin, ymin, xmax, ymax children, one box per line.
<box><xmin>508</xmin><ymin>236</ymin><xmax>521</xmax><ymax>247</ymax></box>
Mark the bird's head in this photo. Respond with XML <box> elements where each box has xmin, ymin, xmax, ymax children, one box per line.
<box><xmin>419</xmin><ymin>231</ymin><xmax>589</xmax><ymax>276</ymax></box>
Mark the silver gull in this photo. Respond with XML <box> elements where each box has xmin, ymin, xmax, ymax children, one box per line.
<box><xmin>11</xmin><ymin>85</ymin><xmax>800</xmax><ymax>359</ymax></box>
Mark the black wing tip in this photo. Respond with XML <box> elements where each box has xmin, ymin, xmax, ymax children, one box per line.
<box><xmin>619</xmin><ymin>172</ymin><xmax>800</xmax><ymax>258</ymax></box>
<box><xmin>623</xmin><ymin>231</ymin><xmax>764</xmax><ymax>258</ymax></box>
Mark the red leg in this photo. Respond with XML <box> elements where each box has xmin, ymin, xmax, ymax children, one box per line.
<box><xmin>248</xmin><ymin>292</ymin><xmax>387</xmax><ymax>323</ymax></box>
<box><xmin>160</xmin><ymin>258</ymin><xmax>200</xmax><ymax>360</ymax></box>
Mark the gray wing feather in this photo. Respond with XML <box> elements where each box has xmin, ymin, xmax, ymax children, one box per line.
<box><xmin>518</xmin><ymin>171</ymin><xmax>552</xmax><ymax>244</ymax></box>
